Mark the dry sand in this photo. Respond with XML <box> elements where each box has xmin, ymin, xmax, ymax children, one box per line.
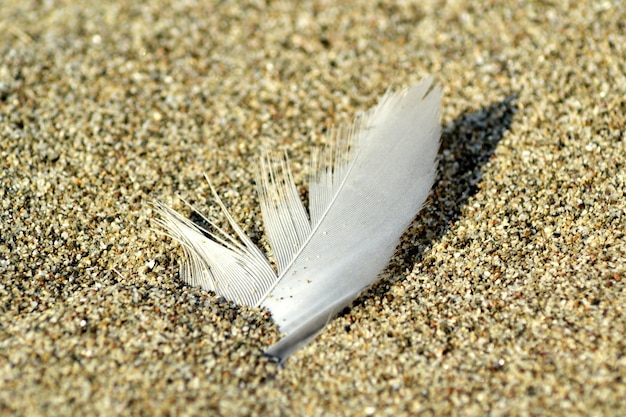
<box><xmin>0</xmin><ymin>0</ymin><xmax>624</xmax><ymax>415</ymax></box>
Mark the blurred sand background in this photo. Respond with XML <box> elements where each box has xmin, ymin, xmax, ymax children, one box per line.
<box><xmin>0</xmin><ymin>0</ymin><xmax>624</xmax><ymax>415</ymax></box>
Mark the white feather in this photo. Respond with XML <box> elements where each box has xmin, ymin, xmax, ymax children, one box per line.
<box><xmin>155</xmin><ymin>77</ymin><xmax>442</xmax><ymax>363</ymax></box>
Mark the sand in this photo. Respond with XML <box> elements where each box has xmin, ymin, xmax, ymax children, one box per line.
<box><xmin>0</xmin><ymin>0</ymin><xmax>624</xmax><ymax>415</ymax></box>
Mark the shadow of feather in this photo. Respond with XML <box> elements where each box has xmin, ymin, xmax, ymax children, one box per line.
<box><xmin>361</xmin><ymin>94</ymin><xmax>518</xmax><ymax>300</ymax></box>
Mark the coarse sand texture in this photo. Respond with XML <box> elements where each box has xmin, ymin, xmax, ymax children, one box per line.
<box><xmin>0</xmin><ymin>1</ymin><xmax>624</xmax><ymax>416</ymax></box>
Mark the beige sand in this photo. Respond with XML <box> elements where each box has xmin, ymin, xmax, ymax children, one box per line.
<box><xmin>0</xmin><ymin>1</ymin><xmax>624</xmax><ymax>415</ymax></box>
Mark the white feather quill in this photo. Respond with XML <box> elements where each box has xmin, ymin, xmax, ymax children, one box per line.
<box><xmin>155</xmin><ymin>77</ymin><xmax>442</xmax><ymax>363</ymax></box>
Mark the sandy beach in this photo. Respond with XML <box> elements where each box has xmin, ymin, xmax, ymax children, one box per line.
<box><xmin>0</xmin><ymin>0</ymin><xmax>624</xmax><ymax>415</ymax></box>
